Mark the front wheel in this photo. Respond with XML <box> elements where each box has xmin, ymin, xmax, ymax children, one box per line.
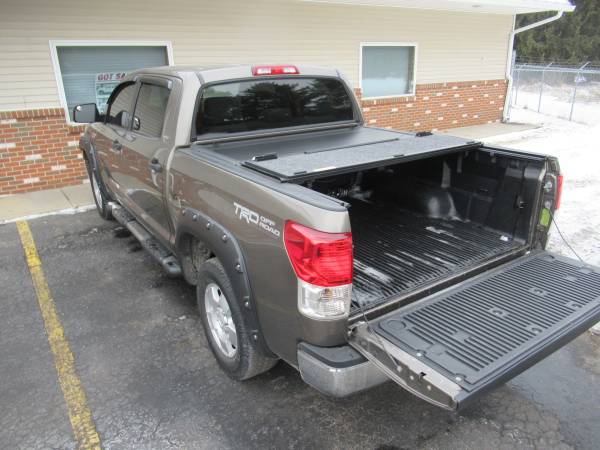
<box><xmin>197</xmin><ymin>258</ymin><xmax>278</xmax><ymax>380</ymax></box>
<box><xmin>85</xmin><ymin>157</ymin><xmax>112</xmax><ymax>220</ymax></box>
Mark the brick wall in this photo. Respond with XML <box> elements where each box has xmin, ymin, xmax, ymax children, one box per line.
<box><xmin>357</xmin><ymin>79</ymin><xmax>507</xmax><ymax>132</ymax></box>
<box><xmin>0</xmin><ymin>109</ymin><xmax>86</xmax><ymax>195</ymax></box>
<box><xmin>0</xmin><ymin>79</ymin><xmax>507</xmax><ymax>196</ymax></box>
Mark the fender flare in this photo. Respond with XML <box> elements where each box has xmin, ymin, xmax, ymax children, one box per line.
<box><xmin>176</xmin><ymin>207</ymin><xmax>275</xmax><ymax>358</ymax></box>
<box><xmin>79</xmin><ymin>133</ymin><xmax>112</xmax><ymax>200</ymax></box>
<box><xmin>79</xmin><ymin>133</ymin><xmax>95</xmax><ymax>171</ymax></box>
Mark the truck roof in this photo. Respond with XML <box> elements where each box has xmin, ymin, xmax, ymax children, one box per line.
<box><xmin>128</xmin><ymin>64</ymin><xmax>343</xmax><ymax>84</ymax></box>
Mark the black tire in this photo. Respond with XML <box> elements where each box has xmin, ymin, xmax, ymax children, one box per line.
<box><xmin>197</xmin><ymin>258</ymin><xmax>278</xmax><ymax>380</ymax></box>
<box><xmin>84</xmin><ymin>156</ymin><xmax>112</xmax><ymax>220</ymax></box>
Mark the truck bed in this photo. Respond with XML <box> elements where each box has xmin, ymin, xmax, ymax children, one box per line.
<box><xmin>351</xmin><ymin>203</ymin><xmax>523</xmax><ymax>311</ymax></box>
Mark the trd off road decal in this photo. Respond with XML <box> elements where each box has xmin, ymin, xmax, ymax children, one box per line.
<box><xmin>233</xmin><ymin>202</ymin><xmax>281</xmax><ymax>237</ymax></box>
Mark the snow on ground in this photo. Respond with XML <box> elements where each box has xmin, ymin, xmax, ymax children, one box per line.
<box><xmin>512</xmin><ymin>82</ymin><xmax>600</xmax><ymax>126</ymax></box>
<box><xmin>487</xmin><ymin>107</ymin><xmax>600</xmax><ymax>332</ymax></box>
<box><xmin>487</xmin><ymin>107</ymin><xmax>600</xmax><ymax>266</ymax></box>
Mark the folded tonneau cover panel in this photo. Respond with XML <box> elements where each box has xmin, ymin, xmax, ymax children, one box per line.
<box><xmin>350</xmin><ymin>251</ymin><xmax>600</xmax><ymax>410</ymax></box>
<box><xmin>243</xmin><ymin>132</ymin><xmax>479</xmax><ymax>182</ymax></box>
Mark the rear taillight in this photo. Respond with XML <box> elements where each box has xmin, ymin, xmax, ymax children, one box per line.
<box><xmin>252</xmin><ymin>65</ymin><xmax>300</xmax><ymax>76</ymax></box>
<box><xmin>284</xmin><ymin>221</ymin><xmax>353</xmax><ymax>319</ymax></box>
<box><xmin>284</xmin><ymin>221</ymin><xmax>353</xmax><ymax>286</ymax></box>
<box><xmin>555</xmin><ymin>174</ymin><xmax>563</xmax><ymax>210</ymax></box>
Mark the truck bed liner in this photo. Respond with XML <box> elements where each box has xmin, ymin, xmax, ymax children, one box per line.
<box><xmin>350</xmin><ymin>204</ymin><xmax>522</xmax><ymax>310</ymax></box>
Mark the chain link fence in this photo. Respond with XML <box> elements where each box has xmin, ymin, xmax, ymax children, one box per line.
<box><xmin>508</xmin><ymin>61</ymin><xmax>600</xmax><ymax>125</ymax></box>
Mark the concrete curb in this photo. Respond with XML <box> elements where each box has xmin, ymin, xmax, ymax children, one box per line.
<box><xmin>0</xmin><ymin>184</ymin><xmax>94</xmax><ymax>223</ymax></box>
<box><xmin>0</xmin><ymin>204</ymin><xmax>96</xmax><ymax>225</ymax></box>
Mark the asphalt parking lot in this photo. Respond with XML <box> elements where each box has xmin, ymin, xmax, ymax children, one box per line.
<box><xmin>2</xmin><ymin>210</ymin><xmax>600</xmax><ymax>450</ymax></box>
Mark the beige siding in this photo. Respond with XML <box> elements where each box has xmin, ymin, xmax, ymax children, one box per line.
<box><xmin>0</xmin><ymin>0</ymin><xmax>513</xmax><ymax>111</ymax></box>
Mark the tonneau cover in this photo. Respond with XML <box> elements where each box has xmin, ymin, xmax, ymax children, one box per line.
<box><xmin>242</xmin><ymin>130</ymin><xmax>479</xmax><ymax>182</ymax></box>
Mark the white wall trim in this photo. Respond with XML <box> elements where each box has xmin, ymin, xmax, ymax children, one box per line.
<box><xmin>302</xmin><ymin>0</ymin><xmax>575</xmax><ymax>15</ymax></box>
<box><xmin>48</xmin><ymin>40</ymin><xmax>174</xmax><ymax>125</ymax></box>
<box><xmin>359</xmin><ymin>42</ymin><xmax>418</xmax><ymax>100</ymax></box>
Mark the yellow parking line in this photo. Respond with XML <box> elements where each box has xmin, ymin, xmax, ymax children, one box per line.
<box><xmin>16</xmin><ymin>220</ymin><xmax>101</xmax><ymax>450</ymax></box>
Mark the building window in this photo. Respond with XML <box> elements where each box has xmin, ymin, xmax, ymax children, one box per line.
<box><xmin>360</xmin><ymin>44</ymin><xmax>416</xmax><ymax>98</ymax></box>
<box><xmin>50</xmin><ymin>42</ymin><xmax>172</xmax><ymax>122</ymax></box>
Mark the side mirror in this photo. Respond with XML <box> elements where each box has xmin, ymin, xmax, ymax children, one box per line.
<box><xmin>132</xmin><ymin>116</ymin><xmax>141</xmax><ymax>131</ymax></box>
<box><xmin>73</xmin><ymin>103</ymin><xmax>99</xmax><ymax>123</ymax></box>
<box><xmin>121</xmin><ymin>111</ymin><xmax>132</xmax><ymax>129</ymax></box>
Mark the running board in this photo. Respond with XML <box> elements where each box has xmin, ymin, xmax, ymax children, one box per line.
<box><xmin>109</xmin><ymin>203</ymin><xmax>181</xmax><ymax>277</ymax></box>
<box><xmin>349</xmin><ymin>251</ymin><xmax>600</xmax><ymax>410</ymax></box>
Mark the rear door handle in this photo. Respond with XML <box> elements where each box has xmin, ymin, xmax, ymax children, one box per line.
<box><xmin>111</xmin><ymin>140</ymin><xmax>122</xmax><ymax>152</ymax></box>
<box><xmin>149</xmin><ymin>157</ymin><xmax>163</xmax><ymax>173</ymax></box>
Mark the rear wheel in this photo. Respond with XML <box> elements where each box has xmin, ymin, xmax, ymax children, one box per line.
<box><xmin>204</xmin><ymin>281</ymin><xmax>238</xmax><ymax>358</ymax></box>
<box><xmin>85</xmin><ymin>157</ymin><xmax>112</xmax><ymax>220</ymax></box>
<box><xmin>197</xmin><ymin>258</ymin><xmax>278</xmax><ymax>380</ymax></box>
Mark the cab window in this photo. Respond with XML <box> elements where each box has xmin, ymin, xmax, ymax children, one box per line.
<box><xmin>106</xmin><ymin>83</ymin><xmax>138</xmax><ymax>129</ymax></box>
<box><xmin>132</xmin><ymin>83</ymin><xmax>170</xmax><ymax>138</ymax></box>
<box><xmin>196</xmin><ymin>77</ymin><xmax>354</xmax><ymax>136</ymax></box>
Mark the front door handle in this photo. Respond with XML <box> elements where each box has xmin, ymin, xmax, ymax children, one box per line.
<box><xmin>149</xmin><ymin>157</ymin><xmax>163</xmax><ymax>173</ymax></box>
<box><xmin>111</xmin><ymin>140</ymin><xmax>122</xmax><ymax>152</ymax></box>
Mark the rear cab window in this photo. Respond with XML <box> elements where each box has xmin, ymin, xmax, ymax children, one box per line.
<box><xmin>195</xmin><ymin>77</ymin><xmax>356</xmax><ymax>137</ymax></box>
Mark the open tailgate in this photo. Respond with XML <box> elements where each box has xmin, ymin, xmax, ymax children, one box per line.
<box><xmin>349</xmin><ymin>251</ymin><xmax>600</xmax><ymax>410</ymax></box>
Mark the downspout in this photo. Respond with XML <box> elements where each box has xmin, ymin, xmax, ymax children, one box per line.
<box><xmin>503</xmin><ymin>11</ymin><xmax>565</xmax><ymax>121</ymax></box>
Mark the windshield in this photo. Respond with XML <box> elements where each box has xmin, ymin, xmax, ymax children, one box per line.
<box><xmin>195</xmin><ymin>77</ymin><xmax>355</xmax><ymax>136</ymax></box>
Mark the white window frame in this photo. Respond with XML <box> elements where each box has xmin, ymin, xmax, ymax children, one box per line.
<box><xmin>359</xmin><ymin>42</ymin><xmax>418</xmax><ymax>100</ymax></box>
<box><xmin>49</xmin><ymin>40</ymin><xmax>174</xmax><ymax>125</ymax></box>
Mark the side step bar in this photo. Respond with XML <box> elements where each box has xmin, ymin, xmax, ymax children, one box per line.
<box><xmin>109</xmin><ymin>202</ymin><xmax>181</xmax><ymax>277</ymax></box>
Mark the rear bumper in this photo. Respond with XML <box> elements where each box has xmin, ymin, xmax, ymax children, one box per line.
<box><xmin>297</xmin><ymin>342</ymin><xmax>388</xmax><ymax>397</ymax></box>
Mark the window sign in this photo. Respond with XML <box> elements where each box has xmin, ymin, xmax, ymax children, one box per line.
<box><xmin>95</xmin><ymin>72</ymin><xmax>127</xmax><ymax>114</ymax></box>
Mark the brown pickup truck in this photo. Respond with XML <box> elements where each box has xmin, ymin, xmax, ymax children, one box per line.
<box><xmin>74</xmin><ymin>64</ymin><xmax>600</xmax><ymax>410</ymax></box>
